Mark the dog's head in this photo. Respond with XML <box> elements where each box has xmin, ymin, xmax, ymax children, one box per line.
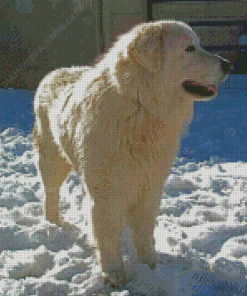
<box><xmin>128</xmin><ymin>20</ymin><xmax>231</xmax><ymax>101</ymax></box>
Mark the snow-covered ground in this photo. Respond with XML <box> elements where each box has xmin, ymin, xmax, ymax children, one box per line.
<box><xmin>0</xmin><ymin>76</ymin><xmax>247</xmax><ymax>295</ymax></box>
<box><xmin>0</xmin><ymin>128</ymin><xmax>247</xmax><ymax>295</ymax></box>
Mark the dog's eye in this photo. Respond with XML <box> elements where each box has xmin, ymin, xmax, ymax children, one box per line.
<box><xmin>185</xmin><ymin>45</ymin><xmax>196</xmax><ymax>52</ymax></box>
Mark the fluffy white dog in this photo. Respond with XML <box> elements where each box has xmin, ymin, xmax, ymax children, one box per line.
<box><xmin>33</xmin><ymin>20</ymin><xmax>231</xmax><ymax>287</ymax></box>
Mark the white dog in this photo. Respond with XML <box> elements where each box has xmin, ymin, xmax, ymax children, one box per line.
<box><xmin>33</xmin><ymin>20</ymin><xmax>231</xmax><ymax>287</ymax></box>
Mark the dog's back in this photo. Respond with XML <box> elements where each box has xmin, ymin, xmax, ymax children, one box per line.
<box><xmin>34</xmin><ymin>66</ymin><xmax>89</xmax><ymax>109</ymax></box>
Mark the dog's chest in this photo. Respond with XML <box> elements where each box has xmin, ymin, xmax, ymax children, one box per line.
<box><xmin>128</xmin><ymin>116</ymin><xmax>181</xmax><ymax>159</ymax></box>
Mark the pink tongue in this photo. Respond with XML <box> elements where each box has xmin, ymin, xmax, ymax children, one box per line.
<box><xmin>208</xmin><ymin>84</ymin><xmax>216</xmax><ymax>92</ymax></box>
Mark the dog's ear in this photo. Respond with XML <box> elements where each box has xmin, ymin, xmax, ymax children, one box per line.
<box><xmin>128</xmin><ymin>24</ymin><xmax>163</xmax><ymax>72</ymax></box>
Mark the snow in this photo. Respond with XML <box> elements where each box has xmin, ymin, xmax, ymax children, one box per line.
<box><xmin>0</xmin><ymin>77</ymin><xmax>247</xmax><ymax>295</ymax></box>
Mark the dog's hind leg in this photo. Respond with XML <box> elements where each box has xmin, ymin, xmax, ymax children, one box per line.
<box><xmin>34</xmin><ymin>112</ymin><xmax>72</xmax><ymax>226</ymax></box>
<box><xmin>39</xmin><ymin>147</ymin><xmax>71</xmax><ymax>226</ymax></box>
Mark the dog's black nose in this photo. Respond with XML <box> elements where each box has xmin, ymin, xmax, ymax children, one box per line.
<box><xmin>221</xmin><ymin>59</ymin><xmax>232</xmax><ymax>74</ymax></box>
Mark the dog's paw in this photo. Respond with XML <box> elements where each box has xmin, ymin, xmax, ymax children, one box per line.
<box><xmin>103</xmin><ymin>270</ymin><xmax>127</xmax><ymax>288</ymax></box>
<box><xmin>137</xmin><ymin>252</ymin><xmax>157</xmax><ymax>270</ymax></box>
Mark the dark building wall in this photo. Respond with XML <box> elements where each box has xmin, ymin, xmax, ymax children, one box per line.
<box><xmin>1</xmin><ymin>0</ymin><xmax>245</xmax><ymax>91</ymax></box>
<box><xmin>1</xmin><ymin>0</ymin><xmax>101</xmax><ymax>90</ymax></box>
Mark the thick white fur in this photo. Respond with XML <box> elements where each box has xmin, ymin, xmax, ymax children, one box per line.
<box><xmin>33</xmin><ymin>20</ymin><xmax>228</xmax><ymax>287</ymax></box>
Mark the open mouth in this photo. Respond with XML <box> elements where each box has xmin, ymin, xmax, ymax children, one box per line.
<box><xmin>182</xmin><ymin>81</ymin><xmax>217</xmax><ymax>97</ymax></box>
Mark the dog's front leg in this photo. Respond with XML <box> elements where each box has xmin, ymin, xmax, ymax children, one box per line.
<box><xmin>91</xmin><ymin>195</ymin><xmax>126</xmax><ymax>288</ymax></box>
